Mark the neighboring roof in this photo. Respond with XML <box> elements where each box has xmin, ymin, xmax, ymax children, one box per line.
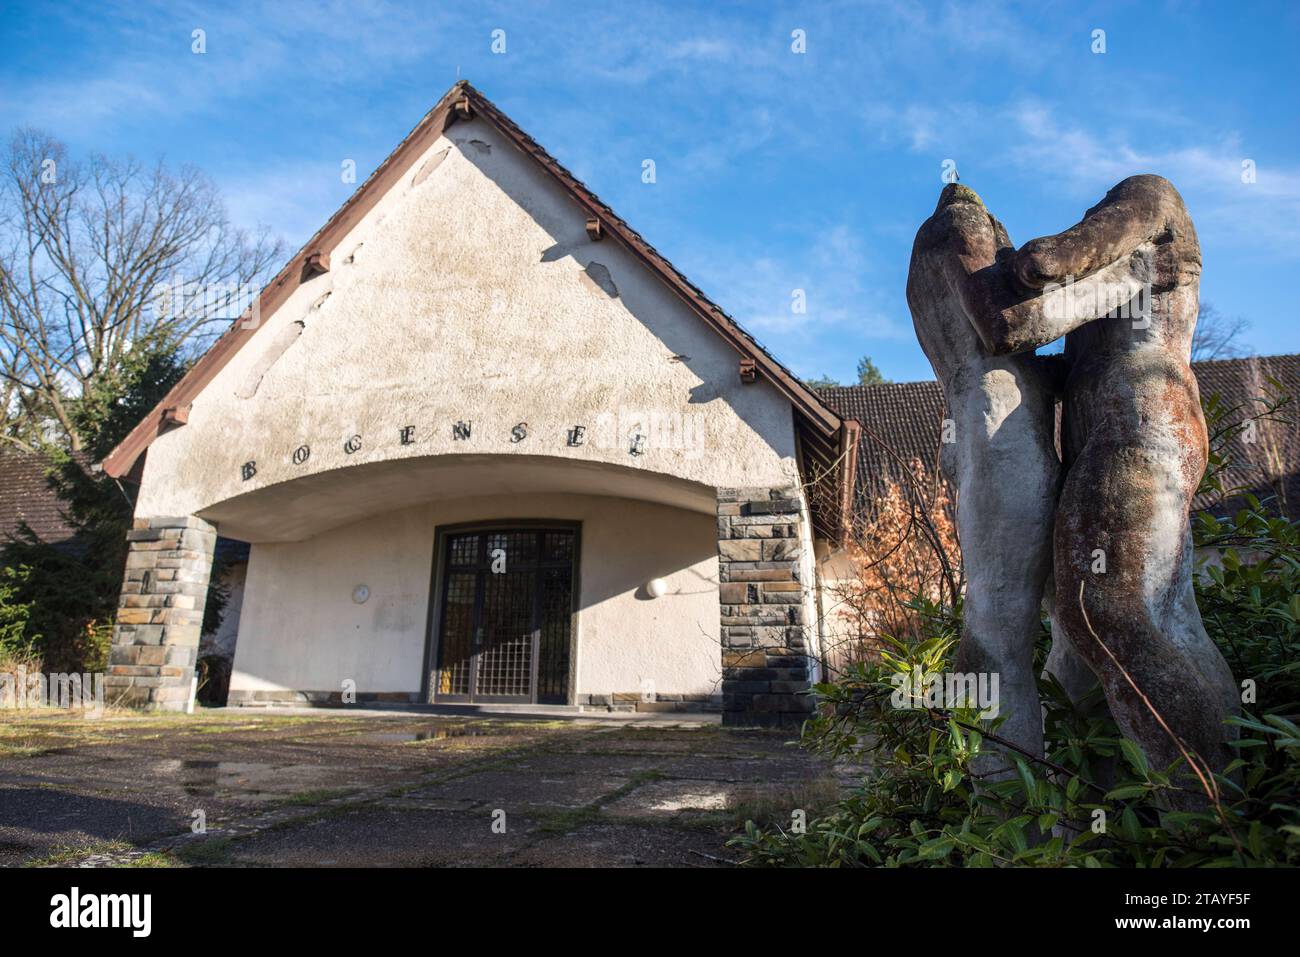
<box><xmin>818</xmin><ymin>379</ymin><xmax>946</xmax><ymax>509</ymax></box>
<box><xmin>101</xmin><ymin>82</ymin><xmax>852</xmax><ymax>535</ymax></box>
<box><xmin>0</xmin><ymin>447</ymin><xmax>78</xmax><ymax>547</ymax></box>
<box><xmin>1193</xmin><ymin>354</ymin><xmax>1300</xmax><ymax>515</ymax></box>
<box><xmin>818</xmin><ymin>354</ymin><xmax>1300</xmax><ymax>519</ymax></box>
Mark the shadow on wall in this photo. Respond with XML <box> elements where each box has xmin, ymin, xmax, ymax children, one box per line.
<box><xmin>197</xmin><ymin>539</ymin><xmax>248</xmax><ymax>706</ymax></box>
<box><xmin>218</xmin><ymin>493</ymin><xmax>725</xmax><ymax>699</ymax></box>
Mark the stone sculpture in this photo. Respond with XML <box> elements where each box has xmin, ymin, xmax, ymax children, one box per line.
<box><xmin>907</xmin><ymin>176</ymin><xmax>1239</xmax><ymax>786</ymax></box>
<box><xmin>906</xmin><ymin>183</ymin><xmax>1062</xmax><ymax>762</ymax></box>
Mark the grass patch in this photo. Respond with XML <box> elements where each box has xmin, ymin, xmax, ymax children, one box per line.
<box><xmin>537</xmin><ymin>806</ymin><xmax>602</xmax><ymax>834</ymax></box>
<box><xmin>0</xmin><ymin>741</ymin><xmax>63</xmax><ymax>758</ymax></box>
<box><xmin>23</xmin><ymin>839</ymin><xmax>132</xmax><ymax>867</ymax></box>
<box><xmin>174</xmin><ymin>836</ymin><xmax>235</xmax><ymax>865</ymax></box>
<box><xmin>119</xmin><ymin>851</ymin><xmax>179</xmax><ymax>868</ymax></box>
<box><xmin>726</xmin><ymin>775</ymin><xmax>842</xmax><ymax>830</ymax></box>
<box><xmin>185</xmin><ymin>722</ymin><xmax>281</xmax><ymax>734</ymax></box>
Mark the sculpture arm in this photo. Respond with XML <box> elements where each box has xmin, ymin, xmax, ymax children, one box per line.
<box><xmin>935</xmin><ymin>203</ymin><xmax>1114</xmax><ymax>356</ymax></box>
<box><xmin>955</xmin><ymin>252</ymin><xmax>1153</xmax><ymax>355</ymax></box>
<box><xmin>917</xmin><ymin>181</ymin><xmax>1169</xmax><ymax>358</ymax></box>
<box><xmin>1013</xmin><ymin>175</ymin><xmax>1195</xmax><ymax>290</ymax></box>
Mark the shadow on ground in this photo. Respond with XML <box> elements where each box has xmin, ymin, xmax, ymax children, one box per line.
<box><xmin>0</xmin><ymin>710</ymin><xmax>839</xmax><ymax>868</ymax></box>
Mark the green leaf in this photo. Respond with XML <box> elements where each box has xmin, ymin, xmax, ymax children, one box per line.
<box><xmin>1015</xmin><ymin>758</ymin><xmax>1037</xmax><ymax>804</ymax></box>
<box><xmin>1105</xmin><ymin>784</ymin><xmax>1149</xmax><ymax>801</ymax></box>
<box><xmin>1119</xmin><ymin>739</ymin><xmax>1150</xmax><ymax>775</ymax></box>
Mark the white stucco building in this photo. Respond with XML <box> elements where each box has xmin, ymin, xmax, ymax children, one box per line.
<box><xmin>102</xmin><ymin>83</ymin><xmax>859</xmax><ymax>726</ymax></box>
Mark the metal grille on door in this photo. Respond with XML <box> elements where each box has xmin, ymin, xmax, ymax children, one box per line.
<box><xmin>434</xmin><ymin>527</ymin><xmax>575</xmax><ymax>704</ymax></box>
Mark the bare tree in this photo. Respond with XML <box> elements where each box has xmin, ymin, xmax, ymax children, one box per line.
<box><xmin>0</xmin><ymin>129</ymin><xmax>285</xmax><ymax>451</ymax></box>
<box><xmin>1192</xmin><ymin>302</ymin><xmax>1251</xmax><ymax>362</ymax></box>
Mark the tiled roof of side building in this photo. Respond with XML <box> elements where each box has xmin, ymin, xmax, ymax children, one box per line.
<box><xmin>817</xmin><ymin>379</ymin><xmax>946</xmax><ymax>511</ymax></box>
<box><xmin>818</xmin><ymin>354</ymin><xmax>1300</xmax><ymax>520</ymax></box>
<box><xmin>0</xmin><ymin>447</ymin><xmax>79</xmax><ymax>548</ymax></box>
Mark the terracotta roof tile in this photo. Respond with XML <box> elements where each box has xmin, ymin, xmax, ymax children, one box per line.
<box><xmin>0</xmin><ymin>447</ymin><xmax>78</xmax><ymax>546</ymax></box>
<box><xmin>817</xmin><ymin>380</ymin><xmax>947</xmax><ymax>512</ymax></box>
<box><xmin>818</xmin><ymin>354</ymin><xmax>1300</xmax><ymax>519</ymax></box>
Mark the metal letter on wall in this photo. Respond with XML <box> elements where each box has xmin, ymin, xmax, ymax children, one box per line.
<box><xmin>241</xmin><ymin>461</ymin><xmax>257</xmax><ymax>481</ymax></box>
<box><xmin>292</xmin><ymin>445</ymin><xmax>311</xmax><ymax>465</ymax></box>
<box><xmin>344</xmin><ymin>435</ymin><xmax>363</xmax><ymax>454</ymax></box>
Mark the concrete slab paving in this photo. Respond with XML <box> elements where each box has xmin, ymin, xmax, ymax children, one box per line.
<box><xmin>0</xmin><ymin>708</ymin><xmax>838</xmax><ymax>868</ymax></box>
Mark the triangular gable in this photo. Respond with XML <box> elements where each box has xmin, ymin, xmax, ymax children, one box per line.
<box><xmin>102</xmin><ymin>82</ymin><xmax>855</xmax><ymax>538</ymax></box>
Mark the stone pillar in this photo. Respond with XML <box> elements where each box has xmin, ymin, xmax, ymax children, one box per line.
<box><xmin>104</xmin><ymin>516</ymin><xmax>216</xmax><ymax>711</ymax></box>
<box><xmin>716</xmin><ymin>487</ymin><xmax>815</xmax><ymax>728</ymax></box>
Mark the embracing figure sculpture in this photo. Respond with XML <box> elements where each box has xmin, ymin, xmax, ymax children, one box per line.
<box><xmin>907</xmin><ymin>175</ymin><xmax>1239</xmax><ymax>785</ymax></box>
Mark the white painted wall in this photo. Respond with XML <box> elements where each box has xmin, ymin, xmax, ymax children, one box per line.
<box><xmin>135</xmin><ymin>112</ymin><xmax>799</xmax><ymax>531</ymax></box>
<box><xmin>228</xmin><ymin>492</ymin><xmax>720</xmax><ymax>699</ymax></box>
<box><xmin>814</xmin><ymin>544</ymin><xmax>868</xmax><ymax>674</ymax></box>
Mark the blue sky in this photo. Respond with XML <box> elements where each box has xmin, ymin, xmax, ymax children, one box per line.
<box><xmin>3</xmin><ymin>0</ymin><xmax>1297</xmax><ymax>384</ymax></box>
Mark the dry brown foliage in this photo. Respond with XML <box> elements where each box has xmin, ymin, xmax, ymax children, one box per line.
<box><xmin>820</xmin><ymin>460</ymin><xmax>961</xmax><ymax>674</ymax></box>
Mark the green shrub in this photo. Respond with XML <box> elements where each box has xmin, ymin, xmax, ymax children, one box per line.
<box><xmin>0</xmin><ymin>565</ymin><xmax>38</xmax><ymax>659</ymax></box>
<box><xmin>0</xmin><ymin>339</ymin><xmax>188</xmax><ymax>674</ymax></box>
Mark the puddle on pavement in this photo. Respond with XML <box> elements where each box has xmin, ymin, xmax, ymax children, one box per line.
<box><xmin>354</xmin><ymin>724</ymin><xmax>507</xmax><ymax>744</ymax></box>
<box><xmin>162</xmin><ymin>760</ymin><xmax>339</xmax><ymax>801</ymax></box>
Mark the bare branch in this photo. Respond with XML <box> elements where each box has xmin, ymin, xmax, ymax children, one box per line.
<box><xmin>0</xmin><ymin>128</ymin><xmax>287</xmax><ymax>449</ymax></box>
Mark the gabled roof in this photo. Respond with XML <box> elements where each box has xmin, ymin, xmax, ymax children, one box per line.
<box><xmin>818</xmin><ymin>354</ymin><xmax>1300</xmax><ymax>520</ymax></box>
<box><xmin>101</xmin><ymin>83</ymin><xmax>852</xmax><ymax>534</ymax></box>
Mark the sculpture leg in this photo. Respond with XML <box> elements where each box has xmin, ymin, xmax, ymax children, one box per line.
<box><xmin>951</xmin><ymin>376</ymin><xmax>1058</xmax><ymax>764</ymax></box>
<box><xmin>1171</xmin><ymin>534</ymin><xmax>1242</xmax><ymax>719</ymax></box>
<box><xmin>1053</xmin><ymin>440</ymin><xmax>1236</xmax><ymax>798</ymax></box>
<box><xmin>1042</xmin><ymin>574</ymin><xmax>1099</xmax><ymax>707</ymax></box>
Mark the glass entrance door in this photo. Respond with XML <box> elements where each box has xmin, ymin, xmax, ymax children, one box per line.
<box><xmin>432</xmin><ymin>526</ymin><xmax>576</xmax><ymax>704</ymax></box>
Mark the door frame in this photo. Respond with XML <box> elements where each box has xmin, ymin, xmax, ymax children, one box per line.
<box><xmin>421</xmin><ymin>519</ymin><xmax>581</xmax><ymax>706</ymax></box>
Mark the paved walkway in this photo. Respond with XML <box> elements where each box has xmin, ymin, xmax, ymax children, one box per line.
<box><xmin>0</xmin><ymin>709</ymin><xmax>837</xmax><ymax>867</ymax></box>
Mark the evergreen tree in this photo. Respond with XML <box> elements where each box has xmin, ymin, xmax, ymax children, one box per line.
<box><xmin>0</xmin><ymin>339</ymin><xmax>216</xmax><ymax>672</ymax></box>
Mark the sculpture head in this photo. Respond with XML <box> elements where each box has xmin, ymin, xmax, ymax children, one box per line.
<box><xmin>935</xmin><ymin>182</ymin><xmax>984</xmax><ymax>211</ymax></box>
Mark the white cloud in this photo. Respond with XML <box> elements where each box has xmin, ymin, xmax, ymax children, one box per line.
<box><xmin>1006</xmin><ymin>103</ymin><xmax>1300</xmax><ymax>251</ymax></box>
<box><xmin>665</xmin><ymin>38</ymin><xmax>736</xmax><ymax>61</ymax></box>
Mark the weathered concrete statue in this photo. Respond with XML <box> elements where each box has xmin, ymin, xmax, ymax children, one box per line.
<box><xmin>907</xmin><ymin>175</ymin><xmax>1239</xmax><ymax>784</ymax></box>
<box><xmin>906</xmin><ymin>182</ymin><xmax>1062</xmax><ymax>761</ymax></box>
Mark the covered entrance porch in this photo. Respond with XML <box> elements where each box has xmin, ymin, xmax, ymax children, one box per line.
<box><xmin>106</xmin><ymin>453</ymin><xmax>822</xmax><ymax>725</ymax></box>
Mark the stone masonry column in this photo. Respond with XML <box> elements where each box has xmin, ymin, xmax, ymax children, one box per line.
<box><xmin>104</xmin><ymin>516</ymin><xmax>216</xmax><ymax>711</ymax></box>
<box><xmin>716</xmin><ymin>488</ymin><xmax>815</xmax><ymax>728</ymax></box>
